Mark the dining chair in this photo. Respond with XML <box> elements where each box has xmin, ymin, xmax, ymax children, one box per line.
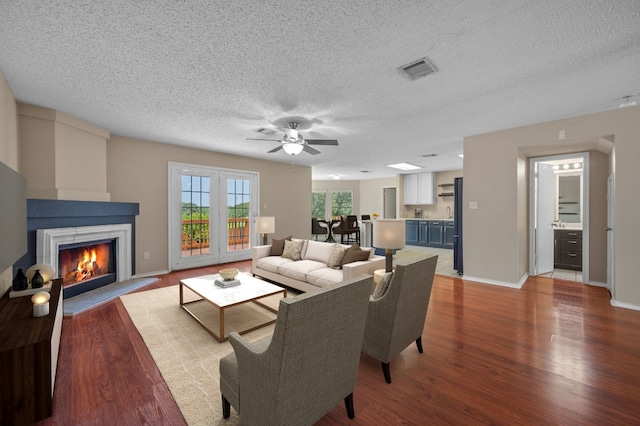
<box><xmin>340</xmin><ymin>215</ymin><xmax>360</xmax><ymax>244</ymax></box>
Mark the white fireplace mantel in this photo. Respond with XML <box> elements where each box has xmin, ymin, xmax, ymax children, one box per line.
<box><xmin>36</xmin><ymin>224</ymin><xmax>132</xmax><ymax>282</ymax></box>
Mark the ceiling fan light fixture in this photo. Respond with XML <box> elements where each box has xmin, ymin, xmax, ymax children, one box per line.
<box><xmin>282</xmin><ymin>142</ymin><xmax>304</xmax><ymax>155</ymax></box>
<box><xmin>285</xmin><ymin>128</ymin><xmax>298</xmax><ymax>140</ymax></box>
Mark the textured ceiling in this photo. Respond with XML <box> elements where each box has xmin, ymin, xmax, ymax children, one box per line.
<box><xmin>1</xmin><ymin>1</ymin><xmax>639</xmax><ymax>179</ymax></box>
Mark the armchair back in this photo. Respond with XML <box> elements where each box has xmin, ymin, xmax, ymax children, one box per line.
<box><xmin>221</xmin><ymin>274</ymin><xmax>372</xmax><ymax>424</ymax></box>
<box><xmin>362</xmin><ymin>255</ymin><xmax>438</xmax><ymax>367</ymax></box>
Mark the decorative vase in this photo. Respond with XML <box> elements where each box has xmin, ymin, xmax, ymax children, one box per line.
<box><xmin>12</xmin><ymin>268</ymin><xmax>28</xmax><ymax>291</ymax></box>
<box><xmin>31</xmin><ymin>269</ymin><xmax>44</xmax><ymax>289</ymax></box>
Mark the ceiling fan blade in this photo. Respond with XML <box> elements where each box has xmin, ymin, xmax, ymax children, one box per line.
<box><xmin>303</xmin><ymin>145</ymin><xmax>321</xmax><ymax>155</ymax></box>
<box><xmin>267</xmin><ymin>145</ymin><xmax>284</xmax><ymax>153</ymax></box>
<box><xmin>246</xmin><ymin>138</ymin><xmax>282</xmax><ymax>142</ymax></box>
<box><xmin>305</xmin><ymin>139</ymin><xmax>339</xmax><ymax>146</ymax></box>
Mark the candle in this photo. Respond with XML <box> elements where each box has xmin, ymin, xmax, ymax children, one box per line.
<box><xmin>31</xmin><ymin>291</ymin><xmax>51</xmax><ymax>317</ymax></box>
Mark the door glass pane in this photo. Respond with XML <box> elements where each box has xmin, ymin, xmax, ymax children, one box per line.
<box><xmin>181</xmin><ymin>175</ymin><xmax>211</xmax><ymax>257</ymax></box>
<box><xmin>227</xmin><ymin>179</ymin><xmax>250</xmax><ymax>252</ymax></box>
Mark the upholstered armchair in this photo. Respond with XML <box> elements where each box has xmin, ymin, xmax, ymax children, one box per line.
<box><xmin>219</xmin><ymin>275</ymin><xmax>372</xmax><ymax>425</ymax></box>
<box><xmin>362</xmin><ymin>255</ymin><xmax>438</xmax><ymax>383</ymax></box>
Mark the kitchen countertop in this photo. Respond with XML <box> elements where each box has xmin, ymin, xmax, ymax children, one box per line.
<box><xmin>401</xmin><ymin>217</ymin><xmax>453</xmax><ymax>221</ymax></box>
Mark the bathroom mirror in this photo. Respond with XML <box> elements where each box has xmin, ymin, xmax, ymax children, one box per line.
<box><xmin>557</xmin><ymin>173</ymin><xmax>582</xmax><ymax>225</ymax></box>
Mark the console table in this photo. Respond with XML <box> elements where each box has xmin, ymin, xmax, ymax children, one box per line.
<box><xmin>0</xmin><ymin>278</ymin><xmax>63</xmax><ymax>425</ymax></box>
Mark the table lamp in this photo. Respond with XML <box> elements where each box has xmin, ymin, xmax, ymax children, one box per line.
<box><xmin>373</xmin><ymin>219</ymin><xmax>405</xmax><ymax>272</ymax></box>
<box><xmin>256</xmin><ymin>216</ymin><xmax>275</xmax><ymax>245</ymax></box>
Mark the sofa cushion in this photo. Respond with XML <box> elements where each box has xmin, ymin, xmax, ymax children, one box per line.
<box><xmin>292</xmin><ymin>238</ymin><xmax>309</xmax><ymax>259</ymax></box>
<box><xmin>340</xmin><ymin>243</ymin><xmax>374</xmax><ymax>259</ymax></box>
<box><xmin>373</xmin><ymin>271</ymin><xmax>394</xmax><ymax>299</ymax></box>
<box><xmin>270</xmin><ymin>236</ymin><xmax>292</xmax><ymax>256</ymax></box>
<box><xmin>303</xmin><ymin>240</ymin><xmax>336</xmax><ymax>264</ymax></box>
<box><xmin>306</xmin><ymin>268</ymin><xmax>344</xmax><ymax>287</ymax></box>
<box><xmin>279</xmin><ymin>260</ymin><xmax>327</xmax><ymax>281</ymax></box>
<box><xmin>326</xmin><ymin>244</ymin><xmax>346</xmax><ymax>268</ymax></box>
<box><xmin>256</xmin><ymin>256</ymin><xmax>295</xmax><ymax>274</ymax></box>
<box><xmin>282</xmin><ymin>239</ymin><xmax>304</xmax><ymax>261</ymax></box>
<box><xmin>341</xmin><ymin>242</ymin><xmax>371</xmax><ymax>266</ymax></box>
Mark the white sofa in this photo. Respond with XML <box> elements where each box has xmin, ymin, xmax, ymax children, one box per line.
<box><xmin>252</xmin><ymin>239</ymin><xmax>385</xmax><ymax>293</ymax></box>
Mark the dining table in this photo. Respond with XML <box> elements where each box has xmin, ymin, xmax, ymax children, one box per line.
<box><xmin>319</xmin><ymin>219</ymin><xmax>341</xmax><ymax>243</ymax></box>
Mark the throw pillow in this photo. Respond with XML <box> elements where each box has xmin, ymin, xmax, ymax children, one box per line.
<box><xmin>270</xmin><ymin>236</ymin><xmax>292</xmax><ymax>256</ymax></box>
<box><xmin>282</xmin><ymin>239</ymin><xmax>304</xmax><ymax>261</ymax></box>
<box><xmin>373</xmin><ymin>271</ymin><xmax>394</xmax><ymax>299</ymax></box>
<box><xmin>341</xmin><ymin>242</ymin><xmax>371</xmax><ymax>267</ymax></box>
<box><xmin>326</xmin><ymin>244</ymin><xmax>346</xmax><ymax>269</ymax></box>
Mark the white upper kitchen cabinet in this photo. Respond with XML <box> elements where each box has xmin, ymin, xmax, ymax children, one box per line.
<box><xmin>404</xmin><ymin>172</ymin><xmax>435</xmax><ymax>205</ymax></box>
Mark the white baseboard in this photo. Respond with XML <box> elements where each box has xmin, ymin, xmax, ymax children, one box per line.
<box><xmin>461</xmin><ymin>273</ymin><xmax>528</xmax><ymax>289</ymax></box>
<box><xmin>133</xmin><ymin>270</ymin><xmax>169</xmax><ymax>279</ymax></box>
<box><xmin>610</xmin><ymin>298</ymin><xmax>640</xmax><ymax>311</ymax></box>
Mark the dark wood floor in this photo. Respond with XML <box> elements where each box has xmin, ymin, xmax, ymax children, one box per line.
<box><xmin>37</xmin><ymin>261</ymin><xmax>640</xmax><ymax>425</ymax></box>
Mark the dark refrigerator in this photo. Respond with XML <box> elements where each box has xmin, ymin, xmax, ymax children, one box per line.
<box><xmin>453</xmin><ymin>177</ymin><xmax>463</xmax><ymax>275</ymax></box>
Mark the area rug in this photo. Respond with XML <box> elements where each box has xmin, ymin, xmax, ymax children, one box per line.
<box><xmin>64</xmin><ymin>277</ymin><xmax>159</xmax><ymax>316</ymax></box>
<box><xmin>120</xmin><ymin>285</ymin><xmax>291</xmax><ymax>425</ymax></box>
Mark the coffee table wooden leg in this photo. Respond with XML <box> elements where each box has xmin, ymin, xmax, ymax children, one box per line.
<box><xmin>220</xmin><ymin>307</ymin><xmax>225</xmax><ymax>342</ymax></box>
<box><xmin>179</xmin><ymin>282</ymin><xmax>184</xmax><ymax>305</ymax></box>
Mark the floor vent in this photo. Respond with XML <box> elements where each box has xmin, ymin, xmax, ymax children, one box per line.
<box><xmin>399</xmin><ymin>57</ymin><xmax>438</xmax><ymax>80</ymax></box>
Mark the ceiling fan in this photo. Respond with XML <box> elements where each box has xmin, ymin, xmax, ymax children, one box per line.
<box><xmin>246</xmin><ymin>122</ymin><xmax>339</xmax><ymax>155</ymax></box>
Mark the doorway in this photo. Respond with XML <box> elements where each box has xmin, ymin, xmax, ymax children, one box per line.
<box><xmin>382</xmin><ymin>187</ymin><xmax>397</xmax><ymax>218</ymax></box>
<box><xmin>168</xmin><ymin>162</ymin><xmax>259</xmax><ymax>270</ymax></box>
<box><xmin>529</xmin><ymin>153</ymin><xmax>589</xmax><ymax>283</ymax></box>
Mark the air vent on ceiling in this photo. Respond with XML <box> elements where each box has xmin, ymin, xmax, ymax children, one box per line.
<box><xmin>399</xmin><ymin>57</ymin><xmax>438</xmax><ymax>80</ymax></box>
<box><xmin>256</xmin><ymin>128</ymin><xmax>277</xmax><ymax>136</ymax></box>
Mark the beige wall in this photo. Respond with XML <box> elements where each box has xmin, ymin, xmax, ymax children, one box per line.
<box><xmin>0</xmin><ymin>69</ymin><xmax>19</xmax><ymax>295</ymax></box>
<box><xmin>108</xmin><ymin>136</ymin><xmax>312</xmax><ymax>274</ymax></box>
<box><xmin>464</xmin><ymin>106</ymin><xmax>640</xmax><ymax>307</ymax></box>
<box><xmin>402</xmin><ymin>170</ymin><xmax>463</xmax><ymax>219</ymax></box>
<box><xmin>18</xmin><ymin>104</ymin><xmax>111</xmax><ymax>201</ymax></box>
<box><xmin>359</xmin><ymin>177</ymin><xmax>397</xmax><ymax>218</ymax></box>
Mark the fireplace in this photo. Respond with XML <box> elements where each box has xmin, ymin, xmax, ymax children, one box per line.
<box><xmin>36</xmin><ymin>224</ymin><xmax>133</xmax><ymax>299</ymax></box>
<box><xmin>58</xmin><ymin>239</ymin><xmax>117</xmax><ymax>295</ymax></box>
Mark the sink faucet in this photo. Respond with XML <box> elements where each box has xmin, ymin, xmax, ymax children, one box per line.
<box><xmin>447</xmin><ymin>206</ymin><xmax>451</xmax><ymax>219</ymax></box>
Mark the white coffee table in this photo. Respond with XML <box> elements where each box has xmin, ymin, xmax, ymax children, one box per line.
<box><xmin>179</xmin><ymin>273</ymin><xmax>286</xmax><ymax>342</ymax></box>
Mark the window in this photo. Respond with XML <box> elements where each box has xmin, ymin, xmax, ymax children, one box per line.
<box><xmin>331</xmin><ymin>191</ymin><xmax>353</xmax><ymax>216</ymax></box>
<box><xmin>312</xmin><ymin>190</ymin><xmax>326</xmax><ymax>218</ymax></box>
<box><xmin>312</xmin><ymin>189</ymin><xmax>353</xmax><ymax>218</ymax></box>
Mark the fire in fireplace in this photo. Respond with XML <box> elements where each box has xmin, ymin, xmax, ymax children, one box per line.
<box><xmin>58</xmin><ymin>239</ymin><xmax>116</xmax><ymax>287</ymax></box>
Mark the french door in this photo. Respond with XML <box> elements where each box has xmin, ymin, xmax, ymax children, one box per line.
<box><xmin>169</xmin><ymin>162</ymin><xmax>259</xmax><ymax>270</ymax></box>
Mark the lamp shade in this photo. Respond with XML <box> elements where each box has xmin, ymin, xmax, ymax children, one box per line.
<box><xmin>282</xmin><ymin>143</ymin><xmax>304</xmax><ymax>155</ymax></box>
<box><xmin>373</xmin><ymin>219</ymin><xmax>405</xmax><ymax>249</ymax></box>
<box><xmin>256</xmin><ymin>216</ymin><xmax>275</xmax><ymax>234</ymax></box>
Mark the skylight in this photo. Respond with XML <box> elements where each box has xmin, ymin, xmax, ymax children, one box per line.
<box><xmin>387</xmin><ymin>163</ymin><xmax>422</xmax><ymax>171</ymax></box>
